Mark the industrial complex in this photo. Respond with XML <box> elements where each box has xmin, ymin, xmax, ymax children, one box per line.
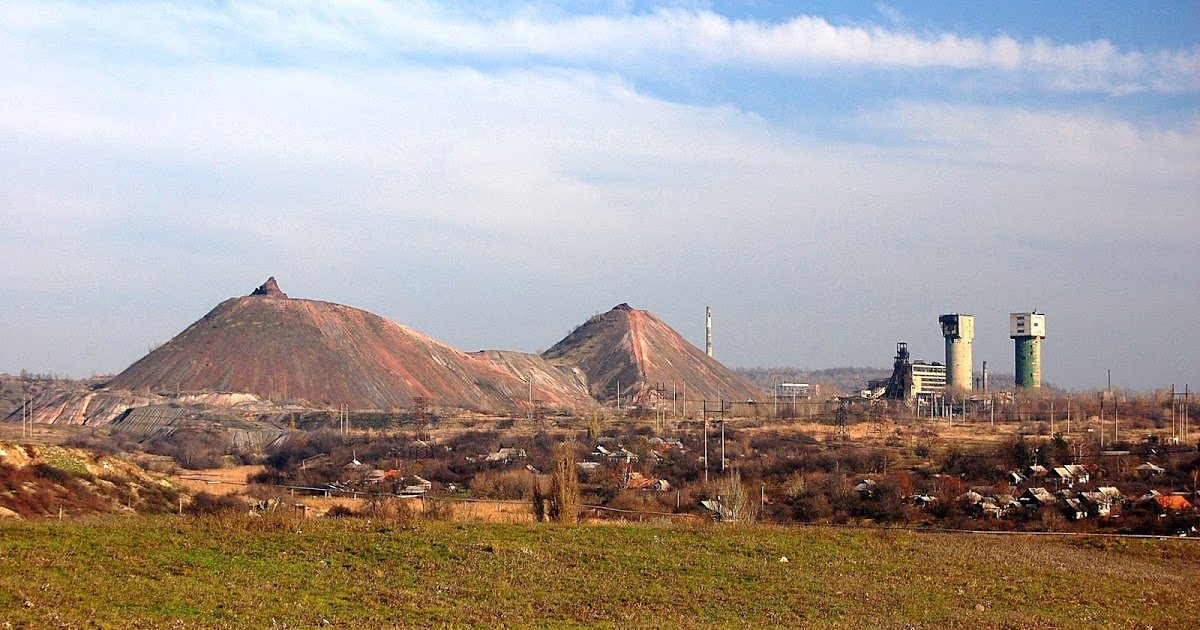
<box><xmin>863</xmin><ymin>311</ymin><xmax>1047</xmax><ymax>402</ymax></box>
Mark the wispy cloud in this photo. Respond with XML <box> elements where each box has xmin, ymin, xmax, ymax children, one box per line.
<box><xmin>1</xmin><ymin>2</ymin><xmax>1197</xmax><ymax>94</ymax></box>
<box><xmin>0</xmin><ymin>2</ymin><xmax>1196</xmax><ymax>385</ymax></box>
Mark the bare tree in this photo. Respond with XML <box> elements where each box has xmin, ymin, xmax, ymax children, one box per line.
<box><xmin>549</xmin><ymin>441</ymin><xmax>580</xmax><ymax>524</ymax></box>
<box><xmin>721</xmin><ymin>469</ymin><xmax>758</xmax><ymax>524</ymax></box>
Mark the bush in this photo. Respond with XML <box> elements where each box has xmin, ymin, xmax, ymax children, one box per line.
<box><xmin>325</xmin><ymin>504</ymin><xmax>356</xmax><ymax>518</ymax></box>
<box><xmin>187</xmin><ymin>491</ymin><xmax>250</xmax><ymax>515</ymax></box>
<box><xmin>469</xmin><ymin>470</ymin><xmax>534</xmax><ymax>500</ymax></box>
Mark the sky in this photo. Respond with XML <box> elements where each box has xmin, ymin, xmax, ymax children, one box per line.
<box><xmin>1</xmin><ymin>1</ymin><xmax>1197</xmax><ymax>391</ymax></box>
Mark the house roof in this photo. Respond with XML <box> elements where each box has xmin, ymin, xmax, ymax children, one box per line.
<box><xmin>1153</xmin><ymin>495</ymin><xmax>1192</xmax><ymax>511</ymax></box>
<box><xmin>1023</xmin><ymin>488</ymin><xmax>1057</xmax><ymax>504</ymax></box>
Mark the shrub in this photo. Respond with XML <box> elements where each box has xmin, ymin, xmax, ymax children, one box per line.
<box><xmin>325</xmin><ymin>504</ymin><xmax>356</xmax><ymax>518</ymax></box>
<box><xmin>187</xmin><ymin>491</ymin><xmax>250</xmax><ymax>515</ymax></box>
<box><xmin>470</xmin><ymin>469</ymin><xmax>534</xmax><ymax>500</ymax></box>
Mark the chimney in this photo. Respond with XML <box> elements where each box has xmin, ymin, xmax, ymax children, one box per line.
<box><xmin>705</xmin><ymin>306</ymin><xmax>713</xmax><ymax>358</ymax></box>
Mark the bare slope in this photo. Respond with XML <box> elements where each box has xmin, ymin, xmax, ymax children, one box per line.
<box><xmin>542</xmin><ymin>304</ymin><xmax>763</xmax><ymax>405</ymax></box>
<box><xmin>107</xmin><ymin>279</ymin><xmax>594</xmax><ymax>412</ymax></box>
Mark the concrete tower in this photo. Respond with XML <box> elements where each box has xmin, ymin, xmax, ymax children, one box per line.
<box><xmin>705</xmin><ymin>306</ymin><xmax>713</xmax><ymax>357</ymax></box>
<box><xmin>939</xmin><ymin>314</ymin><xmax>974</xmax><ymax>392</ymax></box>
<box><xmin>1010</xmin><ymin>312</ymin><xmax>1046</xmax><ymax>389</ymax></box>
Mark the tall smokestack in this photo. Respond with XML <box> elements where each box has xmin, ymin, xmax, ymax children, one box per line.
<box><xmin>705</xmin><ymin>306</ymin><xmax>713</xmax><ymax>358</ymax></box>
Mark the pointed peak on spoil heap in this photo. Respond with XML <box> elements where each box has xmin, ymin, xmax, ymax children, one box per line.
<box><xmin>543</xmin><ymin>303</ymin><xmax>762</xmax><ymax>405</ymax></box>
<box><xmin>107</xmin><ymin>279</ymin><xmax>596</xmax><ymax>412</ymax></box>
<box><xmin>250</xmin><ymin>276</ymin><xmax>288</xmax><ymax>299</ymax></box>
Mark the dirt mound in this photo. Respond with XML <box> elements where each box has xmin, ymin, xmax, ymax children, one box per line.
<box><xmin>472</xmin><ymin>350</ymin><xmax>593</xmax><ymax>412</ymax></box>
<box><xmin>0</xmin><ymin>442</ymin><xmax>182</xmax><ymax>518</ymax></box>
<box><xmin>107</xmin><ymin>279</ymin><xmax>596</xmax><ymax>412</ymax></box>
<box><xmin>542</xmin><ymin>304</ymin><xmax>763</xmax><ymax>405</ymax></box>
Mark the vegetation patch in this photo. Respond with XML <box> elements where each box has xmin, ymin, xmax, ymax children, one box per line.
<box><xmin>0</xmin><ymin>515</ymin><xmax>1196</xmax><ymax>628</ymax></box>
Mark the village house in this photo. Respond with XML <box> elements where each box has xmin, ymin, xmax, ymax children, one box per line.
<box><xmin>1135</xmin><ymin>462</ymin><xmax>1166</xmax><ymax>477</ymax></box>
<box><xmin>484</xmin><ymin>447</ymin><xmax>526</xmax><ymax>463</ymax></box>
<box><xmin>854</xmin><ymin>479</ymin><xmax>877</xmax><ymax>499</ymax></box>
<box><xmin>1020</xmin><ymin>487</ymin><xmax>1057</xmax><ymax>508</ymax></box>
<box><xmin>1050</xmin><ymin>464</ymin><xmax>1090</xmax><ymax>487</ymax></box>
<box><xmin>1061</xmin><ymin>496</ymin><xmax>1089</xmax><ymax>521</ymax></box>
<box><xmin>1079</xmin><ymin>487</ymin><xmax>1123</xmax><ymax>518</ymax></box>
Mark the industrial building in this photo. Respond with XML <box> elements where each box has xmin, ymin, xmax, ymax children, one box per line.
<box><xmin>775</xmin><ymin>382</ymin><xmax>815</xmax><ymax>399</ymax></box>
<box><xmin>939</xmin><ymin>314</ymin><xmax>974</xmax><ymax>392</ymax></box>
<box><xmin>879</xmin><ymin>342</ymin><xmax>947</xmax><ymax>401</ymax></box>
<box><xmin>1010</xmin><ymin>312</ymin><xmax>1046</xmax><ymax>389</ymax></box>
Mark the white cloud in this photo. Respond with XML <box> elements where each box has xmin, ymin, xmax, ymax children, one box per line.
<box><xmin>1</xmin><ymin>2</ymin><xmax>1196</xmax><ymax>94</ymax></box>
<box><xmin>0</xmin><ymin>2</ymin><xmax>1196</xmax><ymax>385</ymax></box>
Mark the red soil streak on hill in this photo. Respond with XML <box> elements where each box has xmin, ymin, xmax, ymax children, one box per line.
<box><xmin>107</xmin><ymin>280</ymin><xmax>592</xmax><ymax>412</ymax></box>
<box><xmin>542</xmin><ymin>304</ymin><xmax>762</xmax><ymax>405</ymax></box>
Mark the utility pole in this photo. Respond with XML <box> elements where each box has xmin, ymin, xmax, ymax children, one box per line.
<box><xmin>720</xmin><ymin>418</ymin><xmax>726</xmax><ymax>472</ymax></box>
<box><xmin>1185</xmin><ymin>385</ymin><xmax>1190</xmax><ymax>444</ymax></box>
<box><xmin>1114</xmin><ymin>395</ymin><xmax>1119</xmax><ymax>445</ymax></box>
<box><xmin>702</xmin><ymin>407</ymin><xmax>709</xmax><ymax>485</ymax></box>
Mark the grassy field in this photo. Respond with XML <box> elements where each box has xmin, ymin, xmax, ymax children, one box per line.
<box><xmin>1</xmin><ymin>516</ymin><xmax>1197</xmax><ymax>628</ymax></box>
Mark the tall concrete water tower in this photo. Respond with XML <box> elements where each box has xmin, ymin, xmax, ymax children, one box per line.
<box><xmin>1010</xmin><ymin>312</ymin><xmax>1046</xmax><ymax>389</ymax></box>
<box><xmin>939</xmin><ymin>314</ymin><xmax>974</xmax><ymax>392</ymax></box>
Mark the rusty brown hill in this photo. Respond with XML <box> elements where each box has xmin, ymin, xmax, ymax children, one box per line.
<box><xmin>541</xmin><ymin>303</ymin><xmax>763</xmax><ymax>405</ymax></box>
<box><xmin>107</xmin><ymin>279</ymin><xmax>595</xmax><ymax>412</ymax></box>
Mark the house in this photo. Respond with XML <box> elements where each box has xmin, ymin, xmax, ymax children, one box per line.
<box><xmin>701</xmin><ymin>499</ymin><xmax>735</xmax><ymax>522</ymax></box>
<box><xmin>365</xmin><ymin>469</ymin><xmax>388</xmax><ymax>483</ymax></box>
<box><xmin>1152</xmin><ymin>495</ymin><xmax>1193</xmax><ymax>513</ymax></box>
<box><xmin>593</xmin><ymin>445</ymin><xmax>639</xmax><ymax>463</ymax></box>
<box><xmin>1135</xmin><ymin>462</ymin><xmax>1166</xmax><ymax>477</ymax></box>
<box><xmin>1051</xmin><ymin>465</ymin><xmax>1089</xmax><ymax>487</ymax></box>
<box><xmin>1079</xmin><ymin>487</ymin><xmax>1123</xmax><ymax>517</ymax></box>
<box><xmin>1007</xmin><ymin>471</ymin><xmax>1026</xmax><ymax>485</ymax></box>
<box><xmin>1061</xmin><ymin>497</ymin><xmax>1089</xmax><ymax>521</ymax></box>
<box><xmin>1020</xmin><ymin>487</ymin><xmax>1057</xmax><ymax>508</ymax></box>
<box><xmin>1025</xmin><ymin>464</ymin><xmax>1049</xmax><ymax>479</ymax></box>
<box><xmin>855</xmin><ymin>479</ymin><xmax>878</xmax><ymax>499</ymax></box>
<box><xmin>625</xmin><ymin>471</ymin><xmax>655</xmax><ymax>490</ymax></box>
<box><xmin>978</xmin><ymin>498</ymin><xmax>1005</xmax><ymax>519</ymax></box>
<box><xmin>624</xmin><ymin>471</ymin><xmax>671</xmax><ymax>492</ymax></box>
<box><xmin>957</xmin><ymin>490</ymin><xmax>984</xmax><ymax>506</ymax></box>
<box><xmin>299</xmin><ymin>454</ymin><xmax>332</xmax><ymax>470</ymax></box>
<box><xmin>484</xmin><ymin>447</ymin><xmax>526</xmax><ymax>463</ymax></box>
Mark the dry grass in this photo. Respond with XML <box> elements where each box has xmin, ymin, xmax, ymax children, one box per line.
<box><xmin>169</xmin><ymin>465</ymin><xmax>264</xmax><ymax>495</ymax></box>
<box><xmin>0</xmin><ymin>515</ymin><xmax>1196</xmax><ymax>628</ymax></box>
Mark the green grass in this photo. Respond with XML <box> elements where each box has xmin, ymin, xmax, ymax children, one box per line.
<box><xmin>1</xmin><ymin>515</ymin><xmax>1197</xmax><ymax>628</ymax></box>
<box><xmin>37</xmin><ymin>445</ymin><xmax>91</xmax><ymax>476</ymax></box>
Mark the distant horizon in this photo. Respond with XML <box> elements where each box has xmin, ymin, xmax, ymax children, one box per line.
<box><xmin>1</xmin><ymin>2</ymin><xmax>1196</xmax><ymax>390</ymax></box>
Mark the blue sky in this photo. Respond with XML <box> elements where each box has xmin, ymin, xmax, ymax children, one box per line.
<box><xmin>1</xmin><ymin>1</ymin><xmax>1197</xmax><ymax>390</ymax></box>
